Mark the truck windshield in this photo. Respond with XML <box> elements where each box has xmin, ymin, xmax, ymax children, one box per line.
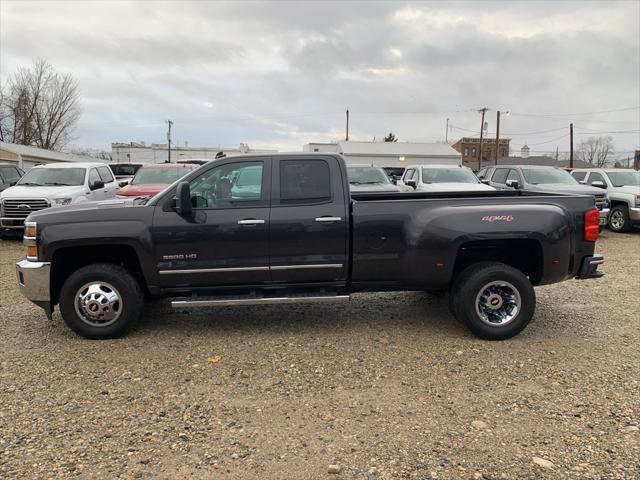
<box><xmin>347</xmin><ymin>166</ymin><xmax>391</xmax><ymax>184</ymax></box>
<box><xmin>605</xmin><ymin>171</ymin><xmax>640</xmax><ymax>187</ymax></box>
<box><xmin>17</xmin><ymin>168</ymin><xmax>85</xmax><ymax>186</ymax></box>
<box><xmin>131</xmin><ymin>166</ymin><xmax>191</xmax><ymax>185</ymax></box>
<box><xmin>521</xmin><ymin>169</ymin><xmax>577</xmax><ymax>185</ymax></box>
<box><xmin>421</xmin><ymin>168</ymin><xmax>479</xmax><ymax>184</ymax></box>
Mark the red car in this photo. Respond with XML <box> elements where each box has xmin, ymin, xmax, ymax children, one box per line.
<box><xmin>116</xmin><ymin>163</ymin><xmax>200</xmax><ymax>198</ymax></box>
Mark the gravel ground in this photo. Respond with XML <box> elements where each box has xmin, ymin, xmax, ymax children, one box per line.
<box><xmin>0</xmin><ymin>231</ymin><xmax>639</xmax><ymax>479</ymax></box>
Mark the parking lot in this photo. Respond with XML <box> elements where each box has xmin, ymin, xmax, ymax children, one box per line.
<box><xmin>0</xmin><ymin>232</ymin><xmax>638</xmax><ymax>479</ymax></box>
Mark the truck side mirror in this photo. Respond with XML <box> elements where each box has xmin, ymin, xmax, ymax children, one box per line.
<box><xmin>505</xmin><ymin>179</ymin><xmax>520</xmax><ymax>189</ymax></box>
<box><xmin>480</xmin><ymin>179</ymin><xmax>490</xmax><ymax>185</ymax></box>
<box><xmin>90</xmin><ymin>180</ymin><xmax>105</xmax><ymax>190</ymax></box>
<box><xmin>175</xmin><ymin>181</ymin><xmax>193</xmax><ymax>215</ymax></box>
<box><xmin>406</xmin><ymin>179</ymin><xmax>417</xmax><ymax>189</ymax></box>
<box><xmin>591</xmin><ymin>180</ymin><xmax>606</xmax><ymax>189</ymax></box>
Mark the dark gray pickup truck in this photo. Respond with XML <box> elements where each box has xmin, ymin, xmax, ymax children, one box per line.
<box><xmin>16</xmin><ymin>153</ymin><xmax>604</xmax><ymax>340</ymax></box>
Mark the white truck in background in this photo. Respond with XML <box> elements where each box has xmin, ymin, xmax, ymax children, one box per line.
<box><xmin>0</xmin><ymin>162</ymin><xmax>119</xmax><ymax>238</ymax></box>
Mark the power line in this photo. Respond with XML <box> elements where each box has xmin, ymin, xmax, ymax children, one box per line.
<box><xmin>509</xmin><ymin>106</ymin><xmax>640</xmax><ymax>118</ymax></box>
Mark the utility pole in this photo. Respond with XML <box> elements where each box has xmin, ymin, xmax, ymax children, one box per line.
<box><xmin>445</xmin><ymin>118</ymin><xmax>449</xmax><ymax>143</ymax></box>
<box><xmin>166</xmin><ymin>119</ymin><xmax>173</xmax><ymax>163</ymax></box>
<box><xmin>345</xmin><ymin>109</ymin><xmax>349</xmax><ymax>141</ymax></box>
<box><xmin>477</xmin><ymin>107</ymin><xmax>488</xmax><ymax>171</ymax></box>
<box><xmin>569</xmin><ymin>123</ymin><xmax>574</xmax><ymax>169</ymax></box>
<box><xmin>494</xmin><ymin>111</ymin><xmax>500</xmax><ymax>165</ymax></box>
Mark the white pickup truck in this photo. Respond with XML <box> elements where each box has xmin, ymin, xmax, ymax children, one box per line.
<box><xmin>570</xmin><ymin>168</ymin><xmax>640</xmax><ymax>232</ymax></box>
<box><xmin>399</xmin><ymin>164</ymin><xmax>496</xmax><ymax>192</ymax></box>
<box><xmin>0</xmin><ymin>162</ymin><xmax>119</xmax><ymax>237</ymax></box>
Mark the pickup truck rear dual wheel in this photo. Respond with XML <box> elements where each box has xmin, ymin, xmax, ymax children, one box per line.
<box><xmin>451</xmin><ymin>262</ymin><xmax>535</xmax><ymax>340</ymax></box>
<box><xmin>59</xmin><ymin>263</ymin><xmax>143</xmax><ymax>339</ymax></box>
<box><xmin>608</xmin><ymin>205</ymin><xmax>630</xmax><ymax>232</ymax></box>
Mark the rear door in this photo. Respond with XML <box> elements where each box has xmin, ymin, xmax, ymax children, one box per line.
<box><xmin>269</xmin><ymin>156</ymin><xmax>348</xmax><ymax>283</ymax></box>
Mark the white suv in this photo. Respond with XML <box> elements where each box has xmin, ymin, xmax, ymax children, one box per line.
<box><xmin>0</xmin><ymin>162</ymin><xmax>119</xmax><ymax>236</ymax></box>
<box><xmin>570</xmin><ymin>168</ymin><xmax>640</xmax><ymax>232</ymax></box>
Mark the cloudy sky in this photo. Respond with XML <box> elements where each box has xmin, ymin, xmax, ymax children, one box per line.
<box><xmin>1</xmin><ymin>0</ymin><xmax>639</xmax><ymax>156</ymax></box>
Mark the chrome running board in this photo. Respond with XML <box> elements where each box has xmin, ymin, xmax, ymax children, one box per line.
<box><xmin>171</xmin><ymin>294</ymin><xmax>350</xmax><ymax>308</ymax></box>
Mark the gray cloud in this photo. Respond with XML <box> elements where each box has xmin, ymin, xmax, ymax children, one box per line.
<box><xmin>1</xmin><ymin>0</ymin><xmax>638</xmax><ymax>154</ymax></box>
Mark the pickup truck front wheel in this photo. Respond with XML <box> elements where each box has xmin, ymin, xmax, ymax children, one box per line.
<box><xmin>59</xmin><ymin>263</ymin><xmax>143</xmax><ymax>339</ymax></box>
<box><xmin>609</xmin><ymin>205</ymin><xmax>630</xmax><ymax>232</ymax></box>
<box><xmin>451</xmin><ymin>262</ymin><xmax>535</xmax><ymax>340</ymax></box>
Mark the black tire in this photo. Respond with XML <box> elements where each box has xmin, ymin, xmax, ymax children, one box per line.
<box><xmin>608</xmin><ymin>205</ymin><xmax>630</xmax><ymax>233</ymax></box>
<box><xmin>450</xmin><ymin>262</ymin><xmax>535</xmax><ymax>340</ymax></box>
<box><xmin>59</xmin><ymin>263</ymin><xmax>143</xmax><ymax>339</ymax></box>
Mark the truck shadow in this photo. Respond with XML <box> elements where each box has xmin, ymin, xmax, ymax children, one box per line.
<box><xmin>136</xmin><ymin>291</ymin><xmax>470</xmax><ymax>339</ymax></box>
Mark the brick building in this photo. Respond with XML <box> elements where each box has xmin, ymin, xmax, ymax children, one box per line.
<box><xmin>451</xmin><ymin>137</ymin><xmax>511</xmax><ymax>169</ymax></box>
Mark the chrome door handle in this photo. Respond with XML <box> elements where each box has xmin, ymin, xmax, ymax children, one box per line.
<box><xmin>238</xmin><ymin>219</ymin><xmax>265</xmax><ymax>225</ymax></box>
<box><xmin>315</xmin><ymin>216</ymin><xmax>342</xmax><ymax>222</ymax></box>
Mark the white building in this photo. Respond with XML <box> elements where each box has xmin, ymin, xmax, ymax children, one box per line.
<box><xmin>111</xmin><ymin>142</ymin><xmax>277</xmax><ymax>164</ymax></box>
<box><xmin>303</xmin><ymin>140</ymin><xmax>461</xmax><ymax>174</ymax></box>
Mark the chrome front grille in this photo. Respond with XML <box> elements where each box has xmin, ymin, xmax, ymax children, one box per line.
<box><xmin>594</xmin><ymin>195</ymin><xmax>608</xmax><ymax>211</ymax></box>
<box><xmin>1</xmin><ymin>198</ymin><xmax>50</xmax><ymax>219</ymax></box>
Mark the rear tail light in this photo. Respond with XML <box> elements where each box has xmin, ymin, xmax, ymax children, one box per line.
<box><xmin>584</xmin><ymin>209</ymin><xmax>599</xmax><ymax>242</ymax></box>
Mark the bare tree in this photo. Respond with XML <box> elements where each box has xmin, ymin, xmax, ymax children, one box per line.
<box><xmin>577</xmin><ymin>136</ymin><xmax>614</xmax><ymax>167</ymax></box>
<box><xmin>0</xmin><ymin>60</ymin><xmax>80</xmax><ymax>150</ymax></box>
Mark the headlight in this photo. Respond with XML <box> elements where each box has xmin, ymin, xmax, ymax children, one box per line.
<box><xmin>51</xmin><ymin>197</ymin><xmax>72</xmax><ymax>206</ymax></box>
<box><xmin>24</xmin><ymin>221</ymin><xmax>38</xmax><ymax>260</ymax></box>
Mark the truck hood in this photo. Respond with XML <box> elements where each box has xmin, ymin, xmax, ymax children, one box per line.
<box><xmin>419</xmin><ymin>183</ymin><xmax>495</xmax><ymax>192</ymax></box>
<box><xmin>526</xmin><ymin>184</ymin><xmax>605</xmax><ymax>196</ymax></box>
<box><xmin>117</xmin><ymin>184</ymin><xmax>167</xmax><ymax>197</ymax></box>
<box><xmin>26</xmin><ymin>197</ymin><xmax>140</xmax><ymax>222</ymax></box>
<box><xmin>350</xmin><ymin>183</ymin><xmax>401</xmax><ymax>193</ymax></box>
<box><xmin>0</xmin><ymin>185</ymin><xmax>86</xmax><ymax>199</ymax></box>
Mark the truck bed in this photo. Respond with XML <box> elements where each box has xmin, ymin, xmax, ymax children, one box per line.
<box><xmin>350</xmin><ymin>190</ymin><xmax>597</xmax><ymax>290</ymax></box>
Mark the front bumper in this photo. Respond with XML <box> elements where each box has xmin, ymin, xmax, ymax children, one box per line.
<box><xmin>576</xmin><ymin>255</ymin><xmax>604</xmax><ymax>279</ymax></box>
<box><xmin>1</xmin><ymin>218</ymin><xmax>25</xmax><ymax>229</ymax></box>
<box><xmin>16</xmin><ymin>259</ymin><xmax>51</xmax><ymax>302</ymax></box>
<box><xmin>598</xmin><ymin>208</ymin><xmax>610</xmax><ymax>226</ymax></box>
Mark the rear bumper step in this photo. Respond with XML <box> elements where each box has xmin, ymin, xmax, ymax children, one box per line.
<box><xmin>576</xmin><ymin>255</ymin><xmax>604</xmax><ymax>279</ymax></box>
<box><xmin>171</xmin><ymin>294</ymin><xmax>350</xmax><ymax>308</ymax></box>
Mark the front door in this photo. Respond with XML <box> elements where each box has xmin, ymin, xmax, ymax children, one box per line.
<box><xmin>152</xmin><ymin>158</ymin><xmax>271</xmax><ymax>287</ymax></box>
<box><xmin>269</xmin><ymin>156</ymin><xmax>348</xmax><ymax>283</ymax></box>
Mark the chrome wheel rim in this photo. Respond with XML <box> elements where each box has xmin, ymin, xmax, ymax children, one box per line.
<box><xmin>475</xmin><ymin>281</ymin><xmax>521</xmax><ymax>326</ymax></box>
<box><xmin>75</xmin><ymin>281</ymin><xmax>123</xmax><ymax>327</ymax></box>
<box><xmin>610</xmin><ymin>210</ymin><xmax>624</xmax><ymax>230</ymax></box>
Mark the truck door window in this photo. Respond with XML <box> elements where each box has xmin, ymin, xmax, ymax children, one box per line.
<box><xmin>97</xmin><ymin>166</ymin><xmax>115</xmax><ymax>183</ymax></box>
<box><xmin>587</xmin><ymin>172</ymin><xmax>606</xmax><ymax>187</ymax></box>
<box><xmin>403</xmin><ymin>169</ymin><xmax>416</xmax><ymax>182</ymax></box>
<box><xmin>571</xmin><ymin>171</ymin><xmax>587</xmax><ymax>182</ymax></box>
<box><xmin>88</xmin><ymin>168</ymin><xmax>102</xmax><ymax>187</ymax></box>
<box><xmin>491</xmin><ymin>168</ymin><xmax>509</xmax><ymax>184</ymax></box>
<box><xmin>280</xmin><ymin>159</ymin><xmax>331</xmax><ymax>204</ymax></box>
<box><xmin>189</xmin><ymin>161</ymin><xmax>265</xmax><ymax>209</ymax></box>
<box><xmin>506</xmin><ymin>169</ymin><xmax>520</xmax><ymax>183</ymax></box>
